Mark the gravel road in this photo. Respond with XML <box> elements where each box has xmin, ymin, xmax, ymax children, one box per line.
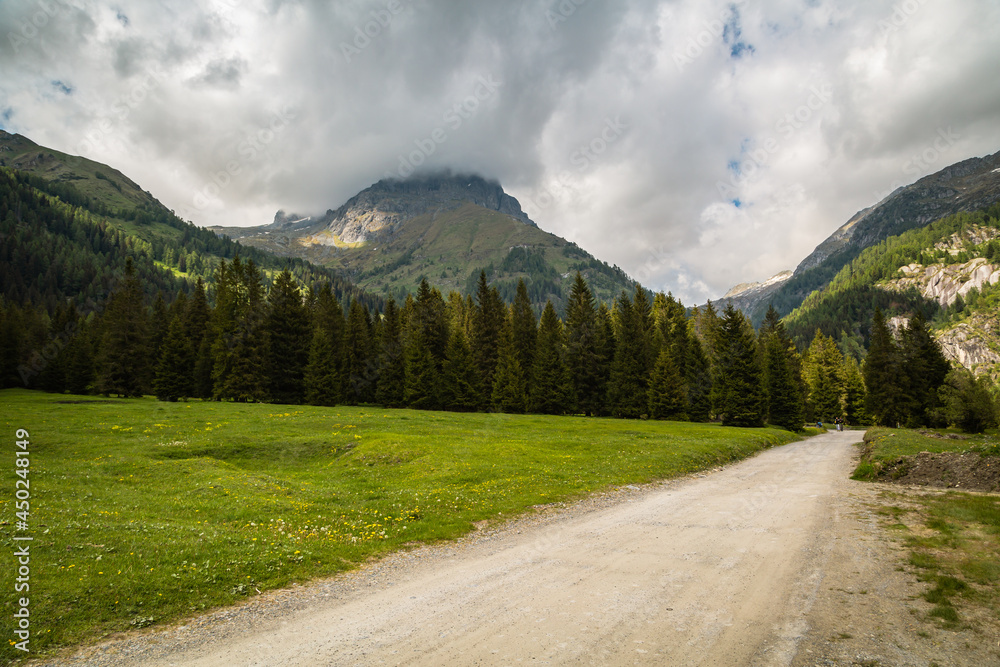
<box><xmin>42</xmin><ymin>429</ymin><xmax>997</xmax><ymax>666</ymax></box>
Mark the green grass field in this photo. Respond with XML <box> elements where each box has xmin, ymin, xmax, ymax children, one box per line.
<box><xmin>852</xmin><ymin>426</ymin><xmax>999</xmax><ymax>480</ymax></box>
<box><xmin>1</xmin><ymin>389</ymin><xmax>800</xmax><ymax>662</ymax></box>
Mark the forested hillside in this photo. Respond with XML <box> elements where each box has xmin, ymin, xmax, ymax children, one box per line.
<box><xmin>784</xmin><ymin>204</ymin><xmax>1000</xmax><ymax>370</ymax></box>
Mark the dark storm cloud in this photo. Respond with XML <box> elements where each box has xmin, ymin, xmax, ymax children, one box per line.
<box><xmin>1</xmin><ymin>0</ymin><xmax>999</xmax><ymax>303</ymax></box>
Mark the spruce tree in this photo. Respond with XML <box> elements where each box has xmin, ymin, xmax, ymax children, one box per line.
<box><xmin>528</xmin><ymin>301</ymin><xmax>570</xmax><ymax>415</ymax></box>
<box><xmin>471</xmin><ymin>271</ymin><xmax>505</xmax><ymax>405</ymax></box>
<box><xmin>95</xmin><ymin>258</ymin><xmax>148</xmax><ymax>397</ymax></box>
<box><xmin>863</xmin><ymin>308</ymin><xmax>904</xmax><ymax>426</ymax></box>
<box><xmin>491</xmin><ymin>311</ymin><xmax>526</xmax><ymax>413</ymax></box>
<box><xmin>404</xmin><ymin>336</ymin><xmax>439</xmax><ymax>410</ymax></box>
<box><xmin>685</xmin><ymin>332</ymin><xmax>713</xmax><ymax>422</ymax></box>
<box><xmin>759</xmin><ymin>308</ymin><xmax>803</xmax><ymax>431</ymax></box>
<box><xmin>607</xmin><ymin>291</ymin><xmax>649</xmax><ymax>418</ymax></box>
<box><xmin>375</xmin><ymin>297</ymin><xmax>405</xmax><ymax>407</ymax></box>
<box><xmin>565</xmin><ymin>272</ymin><xmax>601</xmax><ymax>416</ymax></box>
<box><xmin>186</xmin><ymin>278</ymin><xmax>214</xmax><ymax>398</ymax></box>
<box><xmin>343</xmin><ymin>299</ymin><xmax>374</xmax><ymax>404</ymax></box>
<box><xmin>511</xmin><ymin>279</ymin><xmax>537</xmax><ymax>384</ymax></box>
<box><xmin>304</xmin><ymin>284</ymin><xmax>345</xmax><ymax>406</ymax></box>
<box><xmin>843</xmin><ymin>356</ymin><xmax>868</xmax><ymax>426</ymax></box>
<box><xmin>802</xmin><ymin>330</ymin><xmax>845</xmax><ymax>423</ymax></box>
<box><xmin>899</xmin><ymin>310</ymin><xmax>950</xmax><ymax>426</ymax></box>
<box><xmin>441</xmin><ymin>328</ymin><xmax>481</xmax><ymax>411</ymax></box>
<box><xmin>154</xmin><ymin>312</ymin><xmax>192</xmax><ymax>401</ymax></box>
<box><xmin>148</xmin><ymin>291</ymin><xmax>169</xmax><ymax>370</ymax></box>
<box><xmin>266</xmin><ymin>269</ymin><xmax>311</xmax><ymax>404</ymax></box>
<box><xmin>647</xmin><ymin>348</ymin><xmax>687</xmax><ymax>420</ymax></box>
<box><xmin>211</xmin><ymin>257</ymin><xmax>270</xmax><ymax>402</ymax></box>
<box><xmin>594</xmin><ymin>303</ymin><xmax>616</xmax><ymax>416</ymax></box>
<box><xmin>713</xmin><ymin>304</ymin><xmax>764</xmax><ymax>427</ymax></box>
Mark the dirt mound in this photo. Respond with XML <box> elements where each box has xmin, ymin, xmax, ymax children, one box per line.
<box><xmin>880</xmin><ymin>451</ymin><xmax>1000</xmax><ymax>492</ymax></box>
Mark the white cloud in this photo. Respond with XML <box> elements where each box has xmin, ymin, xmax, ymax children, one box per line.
<box><xmin>2</xmin><ymin>0</ymin><xmax>999</xmax><ymax>304</ymax></box>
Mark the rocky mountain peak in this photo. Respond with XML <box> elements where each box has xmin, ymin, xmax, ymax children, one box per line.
<box><xmin>318</xmin><ymin>172</ymin><xmax>535</xmax><ymax>245</ymax></box>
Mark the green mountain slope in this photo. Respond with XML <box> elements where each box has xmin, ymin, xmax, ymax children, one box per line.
<box><xmin>746</xmin><ymin>149</ymin><xmax>1000</xmax><ymax>324</ymax></box>
<box><xmin>0</xmin><ymin>131</ymin><xmax>377</xmax><ymax>312</ymax></box>
<box><xmin>784</xmin><ymin>203</ymin><xmax>1000</xmax><ymax>378</ymax></box>
<box><xmin>215</xmin><ymin>174</ymin><xmax>637</xmax><ymax>309</ymax></box>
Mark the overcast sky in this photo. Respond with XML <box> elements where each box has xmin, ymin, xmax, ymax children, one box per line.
<box><xmin>3</xmin><ymin>0</ymin><xmax>999</xmax><ymax>303</ymax></box>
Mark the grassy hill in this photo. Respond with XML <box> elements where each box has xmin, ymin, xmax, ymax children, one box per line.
<box><xmin>0</xmin><ymin>131</ymin><xmax>377</xmax><ymax>314</ymax></box>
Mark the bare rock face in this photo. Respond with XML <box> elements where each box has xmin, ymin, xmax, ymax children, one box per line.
<box><xmin>935</xmin><ymin>314</ymin><xmax>1000</xmax><ymax>375</ymax></box>
<box><xmin>888</xmin><ymin>258</ymin><xmax>1000</xmax><ymax>307</ymax></box>
<box><xmin>315</xmin><ymin>173</ymin><xmax>535</xmax><ymax>246</ymax></box>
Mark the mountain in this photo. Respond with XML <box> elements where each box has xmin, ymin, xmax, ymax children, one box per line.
<box><xmin>782</xmin><ymin>203</ymin><xmax>1000</xmax><ymax>379</ymax></box>
<box><xmin>212</xmin><ymin>173</ymin><xmax>637</xmax><ymax>308</ymax></box>
<box><xmin>716</xmin><ymin>148</ymin><xmax>1000</xmax><ymax>323</ymax></box>
<box><xmin>710</xmin><ymin>270</ymin><xmax>792</xmax><ymax>314</ymax></box>
<box><xmin>0</xmin><ymin>131</ymin><xmax>377</xmax><ymax>313</ymax></box>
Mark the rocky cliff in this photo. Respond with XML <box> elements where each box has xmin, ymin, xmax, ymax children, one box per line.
<box><xmin>316</xmin><ymin>173</ymin><xmax>535</xmax><ymax>246</ymax></box>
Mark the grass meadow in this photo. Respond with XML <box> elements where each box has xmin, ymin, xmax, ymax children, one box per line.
<box><xmin>857</xmin><ymin>426</ymin><xmax>1000</xmax><ymax>630</ymax></box>
<box><xmin>1</xmin><ymin>389</ymin><xmax>801</xmax><ymax>662</ymax></box>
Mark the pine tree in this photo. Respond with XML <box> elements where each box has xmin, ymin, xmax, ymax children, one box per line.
<box><xmin>491</xmin><ymin>312</ymin><xmax>526</xmax><ymax>413</ymax></box>
<box><xmin>375</xmin><ymin>297</ymin><xmax>405</xmax><ymax>407</ymax></box>
<box><xmin>511</xmin><ymin>279</ymin><xmax>537</xmax><ymax>384</ymax></box>
<box><xmin>647</xmin><ymin>348</ymin><xmax>687</xmax><ymax>420</ymax></box>
<box><xmin>843</xmin><ymin>356</ymin><xmax>868</xmax><ymax>426</ymax></box>
<box><xmin>565</xmin><ymin>272</ymin><xmax>601</xmax><ymax>416</ymax></box>
<box><xmin>441</xmin><ymin>328</ymin><xmax>481</xmax><ymax>411</ymax></box>
<box><xmin>528</xmin><ymin>301</ymin><xmax>570</xmax><ymax>414</ymax></box>
<box><xmin>304</xmin><ymin>284</ymin><xmax>344</xmax><ymax>406</ymax></box>
<box><xmin>148</xmin><ymin>291</ymin><xmax>169</xmax><ymax>370</ymax></box>
<box><xmin>154</xmin><ymin>312</ymin><xmax>192</xmax><ymax>401</ymax></box>
<box><xmin>685</xmin><ymin>332</ymin><xmax>713</xmax><ymax>422</ymax></box>
<box><xmin>899</xmin><ymin>310</ymin><xmax>950</xmax><ymax>426</ymax></box>
<box><xmin>343</xmin><ymin>299</ymin><xmax>374</xmax><ymax>404</ymax></box>
<box><xmin>404</xmin><ymin>337</ymin><xmax>439</xmax><ymax>410</ymax></box>
<box><xmin>266</xmin><ymin>269</ymin><xmax>311</xmax><ymax>404</ymax></box>
<box><xmin>937</xmin><ymin>368</ymin><xmax>999</xmax><ymax>433</ymax></box>
<box><xmin>594</xmin><ymin>303</ymin><xmax>616</xmax><ymax>416</ymax></box>
<box><xmin>759</xmin><ymin>307</ymin><xmax>804</xmax><ymax>431</ymax></box>
<box><xmin>471</xmin><ymin>271</ymin><xmax>505</xmax><ymax>405</ymax></box>
<box><xmin>95</xmin><ymin>258</ymin><xmax>148</xmax><ymax>397</ymax></box>
<box><xmin>863</xmin><ymin>308</ymin><xmax>905</xmax><ymax>426</ymax></box>
<box><xmin>607</xmin><ymin>291</ymin><xmax>650</xmax><ymax>418</ymax></box>
<box><xmin>212</xmin><ymin>257</ymin><xmax>270</xmax><ymax>402</ymax></box>
<box><xmin>802</xmin><ymin>330</ymin><xmax>845</xmax><ymax>423</ymax></box>
<box><xmin>713</xmin><ymin>304</ymin><xmax>764</xmax><ymax>427</ymax></box>
<box><xmin>186</xmin><ymin>278</ymin><xmax>214</xmax><ymax>398</ymax></box>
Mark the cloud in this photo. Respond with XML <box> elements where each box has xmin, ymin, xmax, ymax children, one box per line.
<box><xmin>1</xmin><ymin>0</ymin><xmax>999</xmax><ymax>305</ymax></box>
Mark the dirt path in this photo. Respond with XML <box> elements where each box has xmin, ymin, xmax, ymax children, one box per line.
<box><xmin>42</xmin><ymin>430</ymin><xmax>995</xmax><ymax>666</ymax></box>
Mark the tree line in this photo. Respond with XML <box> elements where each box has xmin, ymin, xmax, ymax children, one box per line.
<box><xmin>6</xmin><ymin>253</ymin><xmax>994</xmax><ymax>432</ymax></box>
